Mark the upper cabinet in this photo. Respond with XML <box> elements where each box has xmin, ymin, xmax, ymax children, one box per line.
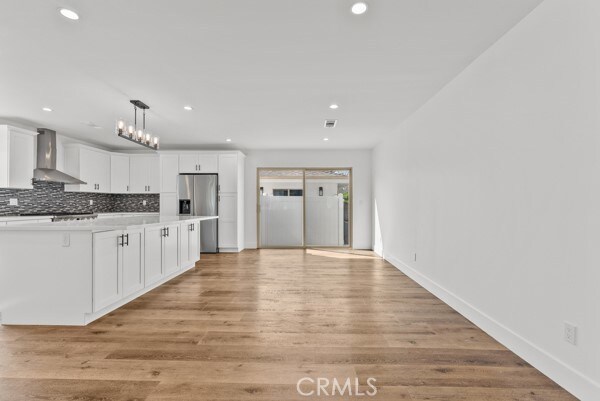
<box><xmin>64</xmin><ymin>144</ymin><xmax>111</xmax><ymax>192</ymax></box>
<box><xmin>0</xmin><ymin>125</ymin><xmax>37</xmax><ymax>189</ymax></box>
<box><xmin>110</xmin><ymin>154</ymin><xmax>130</xmax><ymax>193</ymax></box>
<box><xmin>159</xmin><ymin>154</ymin><xmax>179</xmax><ymax>193</ymax></box>
<box><xmin>129</xmin><ymin>155</ymin><xmax>159</xmax><ymax>193</ymax></box>
<box><xmin>218</xmin><ymin>154</ymin><xmax>239</xmax><ymax>193</ymax></box>
<box><xmin>179</xmin><ymin>153</ymin><xmax>218</xmax><ymax>173</ymax></box>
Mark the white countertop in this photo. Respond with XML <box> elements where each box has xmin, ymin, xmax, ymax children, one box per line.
<box><xmin>0</xmin><ymin>212</ymin><xmax>158</xmax><ymax>222</ymax></box>
<box><xmin>0</xmin><ymin>215</ymin><xmax>217</xmax><ymax>232</ymax></box>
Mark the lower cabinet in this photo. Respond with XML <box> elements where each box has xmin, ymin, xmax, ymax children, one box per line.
<box><xmin>92</xmin><ymin>220</ymin><xmax>199</xmax><ymax>315</ymax></box>
<box><xmin>180</xmin><ymin>221</ymin><xmax>201</xmax><ymax>268</ymax></box>
<box><xmin>122</xmin><ymin>228</ymin><xmax>144</xmax><ymax>297</ymax></box>
<box><xmin>93</xmin><ymin>228</ymin><xmax>144</xmax><ymax>312</ymax></box>
<box><xmin>144</xmin><ymin>223</ymin><xmax>180</xmax><ymax>285</ymax></box>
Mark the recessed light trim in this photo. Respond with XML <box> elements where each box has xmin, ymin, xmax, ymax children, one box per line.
<box><xmin>225</xmin><ymin>138</ymin><xmax>232</xmax><ymax>142</ymax></box>
<box><xmin>323</xmin><ymin>138</ymin><xmax>329</xmax><ymax>141</ymax></box>
<box><xmin>42</xmin><ymin>107</ymin><xmax>53</xmax><ymax>112</ymax></box>
<box><xmin>59</xmin><ymin>8</ymin><xmax>79</xmax><ymax>20</ymax></box>
<box><xmin>329</xmin><ymin>104</ymin><xmax>339</xmax><ymax>109</ymax></box>
<box><xmin>183</xmin><ymin>106</ymin><xmax>193</xmax><ymax>111</ymax></box>
<box><xmin>351</xmin><ymin>2</ymin><xmax>368</xmax><ymax>15</ymax></box>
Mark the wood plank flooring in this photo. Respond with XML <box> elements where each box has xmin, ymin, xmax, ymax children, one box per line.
<box><xmin>0</xmin><ymin>249</ymin><xmax>577</xmax><ymax>400</ymax></box>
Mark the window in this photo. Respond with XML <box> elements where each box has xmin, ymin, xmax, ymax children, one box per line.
<box><xmin>273</xmin><ymin>189</ymin><xmax>289</xmax><ymax>196</ymax></box>
<box><xmin>289</xmin><ymin>189</ymin><xmax>303</xmax><ymax>197</ymax></box>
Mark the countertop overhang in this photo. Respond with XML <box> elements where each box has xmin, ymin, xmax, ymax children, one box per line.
<box><xmin>0</xmin><ymin>215</ymin><xmax>218</xmax><ymax>233</ymax></box>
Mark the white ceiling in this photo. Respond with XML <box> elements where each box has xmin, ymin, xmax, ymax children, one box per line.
<box><xmin>0</xmin><ymin>0</ymin><xmax>542</xmax><ymax>151</ymax></box>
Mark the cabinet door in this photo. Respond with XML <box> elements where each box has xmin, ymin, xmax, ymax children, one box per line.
<box><xmin>80</xmin><ymin>148</ymin><xmax>100</xmax><ymax>192</ymax></box>
<box><xmin>129</xmin><ymin>157</ymin><xmax>148</xmax><ymax>193</ymax></box>
<box><xmin>218</xmin><ymin>193</ymin><xmax>237</xmax><ymax>248</ymax></box>
<box><xmin>111</xmin><ymin>154</ymin><xmax>130</xmax><ymax>193</ymax></box>
<box><xmin>122</xmin><ymin>228</ymin><xmax>144</xmax><ymax>297</ymax></box>
<box><xmin>179</xmin><ymin>154</ymin><xmax>198</xmax><ymax>173</ymax></box>
<box><xmin>160</xmin><ymin>193</ymin><xmax>177</xmax><ymax>216</ymax></box>
<box><xmin>93</xmin><ymin>231</ymin><xmax>123</xmax><ymax>312</ymax></box>
<box><xmin>160</xmin><ymin>155</ymin><xmax>179</xmax><ymax>192</ymax></box>
<box><xmin>144</xmin><ymin>225</ymin><xmax>164</xmax><ymax>285</ymax></box>
<box><xmin>97</xmin><ymin>152</ymin><xmax>111</xmax><ymax>193</ymax></box>
<box><xmin>218</xmin><ymin>154</ymin><xmax>238</xmax><ymax>193</ymax></box>
<box><xmin>180</xmin><ymin>222</ymin><xmax>191</xmax><ymax>268</ymax></box>
<box><xmin>197</xmin><ymin>154</ymin><xmax>218</xmax><ymax>173</ymax></box>
<box><xmin>189</xmin><ymin>221</ymin><xmax>200</xmax><ymax>263</ymax></box>
<box><xmin>8</xmin><ymin>129</ymin><xmax>35</xmax><ymax>189</ymax></box>
<box><xmin>163</xmin><ymin>223</ymin><xmax>180</xmax><ymax>275</ymax></box>
<box><xmin>147</xmin><ymin>156</ymin><xmax>160</xmax><ymax>193</ymax></box>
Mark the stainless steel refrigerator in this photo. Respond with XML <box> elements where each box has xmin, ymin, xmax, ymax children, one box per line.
<box><xmin>178</xmin><ymin>174</ymin><xmax>219</xmax><ymax>253</ymax></box>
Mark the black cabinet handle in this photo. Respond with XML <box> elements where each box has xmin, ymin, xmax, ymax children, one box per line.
<box><xmin>125</xmin><ymin>233</ymin><xmax>129</xmax><ymax>246</ymax></box>
<box><xmin>118</xmin><ymin>234</ymin><xmax>124</xmax><ymax>246</ymax></box>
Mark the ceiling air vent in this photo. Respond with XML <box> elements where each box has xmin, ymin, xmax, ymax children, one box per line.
<box><xmin>324</xmin><ymin>119</ymin><xmax>337</xmax><ymax>128</ymax></box>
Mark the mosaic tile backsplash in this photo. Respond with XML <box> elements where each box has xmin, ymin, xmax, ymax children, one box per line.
<box><xmin>0</xmin><ymin>181</ymin><xmax>159</xmax><ymax>216</ymax></box>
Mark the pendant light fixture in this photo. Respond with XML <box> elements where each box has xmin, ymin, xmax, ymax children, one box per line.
<box><xmin>115</xmin><ymin>100</ymin><xmax>159</xmax><ymax>150</ymax></box>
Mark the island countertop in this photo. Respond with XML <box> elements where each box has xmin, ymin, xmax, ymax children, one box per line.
<box><xmin>0</xmin><ymin>215</ymin><xmax>217</xmax><ymax>233</ymax></box>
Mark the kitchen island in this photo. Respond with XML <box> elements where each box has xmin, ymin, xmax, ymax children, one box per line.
<box><xmin>0</xmin><ymin>215</ymin><xmax>217</xmax><ymax>325</ymax></box>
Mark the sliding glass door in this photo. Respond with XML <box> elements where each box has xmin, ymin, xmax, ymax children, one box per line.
<box><xmin>257</xmin><ymin>168</ymin><xmax>351</xmax><ymax>248</ymax></box>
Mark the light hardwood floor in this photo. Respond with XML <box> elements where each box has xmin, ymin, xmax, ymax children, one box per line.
<box><xmin>0</xmin><ymin>249</ymin><xmax>576</xmax><ymax>400</ymax></box>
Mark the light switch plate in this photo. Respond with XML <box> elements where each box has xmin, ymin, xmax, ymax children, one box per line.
<box><xmin>9</xmin><ymin>198</ymin><xmax>18</xmax><ymax>206</ymax></box>
<box><xmin>143</xmin><ymin>200</ymin><xmax>147</xmax><ymax>206</ymax></box>
<box><xmin>564</xmin><ymin>322</ymin><xmax>577</xmax><ymax>345</ymax></box>
<box><xmin>89</xmin><ymin>200</ymin><xmax>94</xmax><ymax>206</ymax></box>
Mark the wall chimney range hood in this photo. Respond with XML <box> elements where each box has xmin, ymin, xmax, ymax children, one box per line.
<box><xmin>33</xmin><ymin>128</ymin><xmax>86</xmax><ymax>185</ymax></box>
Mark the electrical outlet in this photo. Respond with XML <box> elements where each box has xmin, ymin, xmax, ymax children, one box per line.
<box><xmin>9</xmin><ymin>198</ymin><xmax>18</xmax><ymax>206</ymax></box>
<box><xmin>143</xmin><ymin>200</ymin><xmax>147</xmax><ymax>206</ymax></box>
<box><xmin>89</xmin><ymin>200</ymin><xmax>94</xmax><ymax>206</ymax></box>
<box><xmin>564</xmin><ymin>322</ymin><xmax>577</xmax><ymax>345</ymax></box>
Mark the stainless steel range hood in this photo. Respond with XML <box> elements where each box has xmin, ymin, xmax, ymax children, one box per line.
<box><xmin>34</xmin><ymin>128</ymin><xmax>86</xmax><ymax>185</ymax></box>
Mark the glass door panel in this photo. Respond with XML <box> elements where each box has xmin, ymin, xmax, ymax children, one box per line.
<box><xmin>304</xmin><ymin>169</ymin><xmax>351</xmax><ymax>247</ymax></box>
<box><xmin>258</xmin><ymin>169</ymin><xmax>304</xmax><ymax>247</ymax></box>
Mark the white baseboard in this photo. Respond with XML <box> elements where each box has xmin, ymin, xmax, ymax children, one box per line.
<box><xmin>386</xmin><ymin>255</ymin><xmax>599</xmax><ymax>401</ymax></box>
<box><xmin>245</xmin><ymin>242</ymin><xmax>258</xmax><ymax>249</ymax></box>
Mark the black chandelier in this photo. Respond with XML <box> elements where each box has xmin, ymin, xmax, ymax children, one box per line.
<box><xmin>115</xmin><ymin>100</ymin><xmax>159</xmax><ymax>150</ymax></box>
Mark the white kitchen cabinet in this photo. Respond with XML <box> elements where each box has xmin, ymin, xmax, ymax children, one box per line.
<box><xmin>64</xmin><ymin>145</ymin><xmax>111</xmax><ymax>193</ymax></box>
<box><xmin>93</xmin><ymin>231</ymin><xmax>122</xmax><ymax>312</ymax></box>
<box><xmin>218</xmin><ymin>193</ymin><xmax>238</xmax><ymax>249</ymax></box>
<box><xmin>217</xmin><ymin>152</ymin><xmax>245</xmax><ymax>252</ymax></box>
<box><xmin>111</xmin><ymin>154</ymin><xmax>130</xmax><ymax>193</ymax></box>
<box><xmin>180</xmin><ymin>221</ymin><xmax>200</xmax><ymax>268</ymax></box>
<box><xmin>218</xmin><ymin>154</ymin><xmax>238</xmax><ymax>193</ymax></box>
<box><xmin>121</xmin><ymin>228</ymin><xmax>144</xmax><ymax>297</ymax></box>
<box><xmin>144</xmin><ymin>223</ymin><xmax>180</xmax><ymax>285</ymax></box>
<box><xmin>144</xmin><ymin>225</ymin><xmax>164</xmax><ymax>286</ymax></box>
<box><xmin>129</xmin><ymin>155</ymin><xmax>159</xmax><ymax>193</ymax></box>
<box><xmin>160</xmin><ymin>154</ymin><xmax>179</xmax><ymax>192</ymax></box>
<box><xmin>160</xmin><ymin>193</ymin><xmax>177</xmax><ymax>216</ymax></box>
<box><xmin>93</xmin><ymin>229</ymin><xmax>145</xmax><ymax>311</ymax></box>
<box><xmin>178</xmin><ymin>153</ymin><xmax>218</xmax><ymax>173</ymax></box>
<box><xmin>0</xmin><ymin>125</ymin><xmax>37</xmax><ymax>189</ymax></box>
<box><xmin>163</xmin><ymin>223</ymin><xmax>180</xmax><ymax>275</ymax></box>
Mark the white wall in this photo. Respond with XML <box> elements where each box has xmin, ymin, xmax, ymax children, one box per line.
<box><xmin>245</xmin><ymin>149</ymin><xmax>371</xmax><ymax>249</ymax></box>
<box><xmin>373</xmin><ymin>0</ymin><xmax>600</xmax><ymax>399</ymax></box>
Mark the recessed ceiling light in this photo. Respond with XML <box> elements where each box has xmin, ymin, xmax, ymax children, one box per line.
<box><xmin>183</xmin><ymin>106</ymin><xmax>193</xmax><ymax>111</ymax></box>
<box><xmin>351</xmin><ymin>2</ymin><xmax>368</xmax><ymax>15</ymax></box>
<box><xmin>323</xmin><ymin>138</ymin><xmax>329</xmax><ymax>141</ymax></box>
<box><xmin>59</xmin><ymin>8</ymin><xmax>79</xmax><ymax>20</ymax></box>
<box><xmin>42</xmin><ymin>107</ymin><xmax>52</xmax><ymax>112</ymax></box>
<box><xmin>226</xmin><ymin>138</ymin><xmax>232</xmax><ymax>142</ymax></box>
<box><xmin>329</xmin><ymin>104</ymin><xmax>339</xmax><ymax>109</ymax></box>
